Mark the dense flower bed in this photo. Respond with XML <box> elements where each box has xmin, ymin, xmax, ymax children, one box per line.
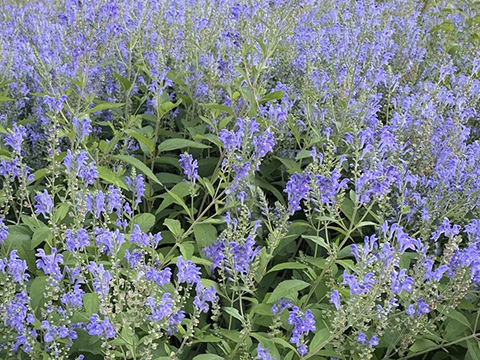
<box><xmin>1</xmin><ymin>0</ymin><xmax>480</xmax><ymax>359</ymax></box>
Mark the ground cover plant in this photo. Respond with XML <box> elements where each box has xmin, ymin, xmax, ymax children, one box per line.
<box><xmin>1</xmin><ymin>0</ymin><xmax>480</xmax><ymax>359</ymax></box>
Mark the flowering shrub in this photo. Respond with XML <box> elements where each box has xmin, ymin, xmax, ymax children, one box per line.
<box><xmin>1</xmin><ymin>0</ymin><xmax>480</xmax><ymax>359</ymax></box>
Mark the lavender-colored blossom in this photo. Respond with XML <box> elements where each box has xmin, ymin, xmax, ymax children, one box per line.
<box><xmin>271</xmin><ymin>298</ymin><xmax>291</xmax><ymax>316</ymax></box>
<box><xmin>288</xmin><ymin>306</ymin><xmax>316</xmax><ymax>351</ymax></box>
<box><xmin>61</xmin><ymin>284</ymin><xmax>84</xmax><ymax>308</ymax></box>
<box><xmin>134</xmin><ymin>174</ymin><xmax>145</xmax><ymax>207</ymax></box>
<box><xmin>86</xmin><ymin>262</ymin><xmax>112</xmax><ymax>299</ymax></box>
<box><xmin>72</xmin><ymin>117</ymin><xmax>92</xmax><ymax>141</ymax></box>
<box><xmin>65</xmin><ymin>228</ymin><xmax>89</xmax><ymax>252</ymax></box>
<box><xmin>4</xmin><ymin>124</ymin><xmax>26</xmax><ymax>153</ymax></box>
<box><xmin>257</xmin><ymin>344</ymin><xmax>275</xmax><ymax>360</ymax></box>
<box><xmin>145</xmin><ymin>267</ymin><xmax>172</xmax><ymax>286</ymax></box>
<box><xmin>36</xmin><ymin>248</ymin><xmax>64</xmax><ymax>283</ymax></box>
<box><xmin>86</xmin><ymin>314</ymin><xmax>115</xmax><ymax>339</ymax></box>
<box><xmin>406</xmin><ymin>304</ymin><xmax>415</xmax><ymax>316</ymax></box>
<box><xmin>124</xmin><ymin>249</ymin><xmax>143</xmax><ymax>269</ymax></box>
<box><xmin>284</xmin><ymin>172</ymin><xmax>311</xmax><ymax>214</ymax></box>
<box><xmin>146</xmin><ymin>293</ymin><xmax>174</xmax><ymax>322</ymax></box>
<box><xmin>0</xmin><ymin>218</ymin><xmax>8</xmax><ymax>244</ymax></box>
<box><xmin>177</xmin><ymin>256</ymin><xmax>201</xmax><ymax>285</ymax></box>
<box><xmin>34</xmin><ymin>190</ymin><xmax>54</xmax><ymax>218</ymax></box>
<box><xmin>179</xmin><ymin>153</ymin><xmax>199</xmax><ymax>183</ymax></box>
<box><xmin>330</xmin><ymin>290</ymin><xmax>341</xmax><ymax>309</ymax></box>
<box><xmin>95</xmin><ymin>228</ymin><xmax>124</xmax><ymax>255</ymax></box>
<box><xmin>7</xmin><ymin>250</ymin><xmax>29</xmax><ymax>284</ymax></box>
<box><xmin>107</xmin><ymin>186</ymin><xmax>122</xmax><ymax>214</ymax></box>
<box><xmin>95</xmin><ymin>191</ymin><xmax>105</xmax><ymax>218</ymax></box>
<box><xmin>193</xmin><ymin>285</ymin><xmax>217</xmax><ymax>313</ymax></box>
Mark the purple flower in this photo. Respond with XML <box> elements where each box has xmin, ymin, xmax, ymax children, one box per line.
<box><xmin>356</xmin><ymin>333</ymin><xmax>367</xmax><ymax>344</ymax></box>
<box><xmin>193</xmin><ymin>285</ymin><xmax>217</xmax><ymax>313</ymax></box>
<box><xmin>86</xmin><ymin>314</ymin><xmax>115</xmax><ymax>339</ymax></box>
<box><xmin>284</xmin><ymin>172</ymin><xmax>311</xmax><ymax>214</ymax></box>
<box><xmin>7</xmin><ymin>250</ymin><xmax>29</xmax><ymax>284</ymax></box>
<box><xmin>177</xmin><ymin>256</ymin><xmax>201</xmax><ymax>285</ymax></box>
<box><xmin>134</xmin><ymin>174</ymin><xmax>145</xmax><ymax>207</ymax></box>
<box><xmin>124</xmin><ymin>249</ymin><xmax>143</xmax><ymax>269</ymax></box>
<box><xmin>0</xmin><ymin>219</ymin><xmax>8</xmax><ymax>244</ymax></box>
<box><xmin>417</xmin><ymin>298</ymin><xmax>430</xmax><ymax>315</ymax></box>
<box><xmin>34</xmin><ymin>190</ymin><xmax>54</xmax><ymax>218</ymax></box>
<box><xmin>36</xmin><ymin>248</ymin><xmax>64</xmax><ymax>282</ymax></box>
<box><xmin>271</xmin><ymin>298</ymin><xmax>291</xmax><ymax>316</ymax></box>
<box><xmin>179</xmin><ymin>153</ymin><xmax>199</xmax><ymax>184</ymax></box>
<box><xmin>86</xmin><ymin>262</ymin><xmax>112</xmax><ymax>299</ymax></box>
<box><xmin>145</xmin><ymin>267</ymin><xmax>172</xmax><ymax>286</ymax></box>
<box><xmin>257</xmin><ymin>344</ymin><xmax>275</xmax><ymax>360</ymax></box>
<box><xmin>406</xmin><ymin>304</ymin><xmax>415</xmax><ymax>316</ymax></box>
<box><xmin>330</xmin><ymin>290</ymin><xmax>341</xmax><ymax>309</ymax></box>
<box><xmin>147</xmin><ymin>293</ymin><xmax>174</xmax><ymax>322</ymax></box>
<box><xmin>72</xmin><ymin>117</ymin><xmax>92</xmax><ymax>141</ymax></box>
<box><xmin>4</xmin><ymin>124</ymin><xmax>26</xmax><ymax>153</ymax></box>
<box><xmin>107</xmin><ymin>186</ymin><xmax>122</xmax><ymax>214</ymax></box>
<box><xmin>65</xmin><ymin>229</ymin><xmax>89</xmax><ymax>252</ymax></box>
<box><xmin>288</xmin><ymin>306</ymin><xmax>316</xmax><ymax>350</ymax></box>
<box><xmin>61</xmin><ymin>284</ymin><xmax>84</xmax><ymax>308</ymax></box>
<box><xmin>369</xmin><ymin>336</ymin><xmax>379</xmax><ymax>346</ymax></box>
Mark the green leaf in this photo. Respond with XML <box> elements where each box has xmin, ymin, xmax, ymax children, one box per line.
<box><xmin>165</xmin><ymin>188</ymin><xmax>191</xmax><ymax>215</ymax></box>
<box><xmin>267</xmin><ymin>280</ymin><xmax>310</xmax><ymax>304</ymax></box>
<box><xmin>272</xmin><ymin>156</ymin><xmax>301</xmax><ymax>174</ymax></box>
<box><xmin>97</xmin><ymin>166</ymin><xmax>128</xmax><ymax>190</ymax></box>
<box><xmin>200</xmin><ymin>103</ymin><xmax>233</xmax><ymax>115</ymax></box>
<box><xmin>30</xmin><ymin>276</ymin><xmax>48</xmax><ymax>311</ymax></box>
<box><xmin>133</xmin><ymin>213</ymin><xmax>156</xmax><ymax>232</ymax></box>
<box><xmin>114</xmin><ymin>72</ymin><xmax>132</xmax><ymax>91</ymax></box>
<box><xmin>409</xmin><ymin>339</ymin><xmax>437</xmax><ymax>353</ymax></box>
<box><xmin>113</xmin><ymin>155</ymin><xmax>162</xmax><ymax>186</ymax></box>
<box><xmin>259</xmin><ymin>91</ymin><xmax>284</xmax><ymax>104</ymax></box>
<box><xmin>467</xmin><ymin>339</ymin><xmax>480</xmax><ymax>360</ymax></box>
<box><xmin>442</xmin><ymin>308</ymin><xmax>471</xmax><ymax>329</ymax></box>
<box><xmin>33</xmin><ymin>168</ymin><xmax>47</xmax><ymax>181</ymax></box>
<box><xmin>124</xmin><ymin>129</ymin><xmax>155</xmax><ymax>153</ymax></box>
<box><xmin>53</xmin><ymin>203</ymin><xmax>70</xmax><ymax>223</ymax></box>
<box><xmin>0</xmin><ymin>96</ymin><xmax>14</xmax><ymax>102</ymax></box>
<box><xmin>86</xmin><ymin>102</ymin><xmax>124</xmax><ymax>114</ymax></box>
<box><xmin>310</xmin><ymin>328</ymin><xmax>330</xmax><ymax>352</ymax></box>
<box><xmin>31</xmin><ymin>227</ymin><xmax>53</xmax><ymax>249</ymax></box>
<box><xmin>164</xmin><ymin>218</ymin><xmax>182</xmax><ymax>238</ymax></box>
<box><xmin>302</xmin><ymin>235</ymin><xmax>330</xmax><ymax>251</ymax></box>
<box><xmin>83</xmin><ymin>293</ymin><xmax>100</xmax><ymax>316</ymax></box>
<box><xmin>157</xmin><ymin>139</ymin><xmax>210</xmax><ymax>153</ymax></box>
<box><xmin>193</xmin><ymin>223</ymin><xmax>217</xmax><ymax>249</ymax></box>
<box><xmin>192</xmin><ymin>355</ymin><xmax>224</xmax><ymax>360</ymax></box>
<box><xmin>224</xmin><ymin>307</ymin><xmax>243</xmax><ymax>322</ymax></box>
<box><xmin>267</xmin><ymin>262</ymin><xmax>309</xmax><ymax>273</ymax></box>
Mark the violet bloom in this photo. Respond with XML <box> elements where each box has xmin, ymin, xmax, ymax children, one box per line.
<box><xmin>65</xmin><ymin>229</ymin><xmax>89</xmax><ymax>252</ymax></box>
<box><xmin>134</xmin><ymin>174</ymin><xmax>145</xmax><ymax>208</ymax></box>
<box><xmin>179</xmin><ymin>153</ymin><xmax>199</xmax><ymax>184</ymax></box>
<box><xmin>257</xmin><ymin>344</ymin><xmax>275</xmax><ymax>360</ymax></box>
<box><xmin>330</xmin><ymin>290</ymin><xmax>341</xmax><ymax>309</ymax></box>
<box><xmin>288</xmin><ymin>306</ymin><xmax>316</xmax><ymax>351</ymax></box>
<box><xmin>284</xmin><ymin>172</ymin><xmax>311</xmax><ymax>214</ymax></box>
<box><xmin>0</xmin><ymin>218</ymin><xmax>8</xmax><ymax>244</ymax></box>
<box><xmin>177</xmin><ymin>256</ymin><xmax>201</xmax><ymax>285</ymax></box>
<box><xmin>72</xmin><ymin>117</ymin><xmax>92</xmax><ymax>141</ymax></box>
<box><xmin>86</xmin><ymin>314</ymin><xmax>115</xmax><ymax>339</ymax></box>
<box><xmin>7</xmin><ymin>250</ymin><xmax>29</xmax><ymax>284</ymax></box>
<box><xmin>35</xmin><ymin>248</ymin><xmax>64</xmax><ymax>282</ymax></box>
<box><xmin>34</xmin><ymin>190</ymin><xmax>54</xmax><ymax>218</ymax></box>
<box><xmin>4</xmin><ymin>123</ymin><xmax>26</xmax><ymax>154</ymax></box>
<box><xmin>193</xmin><ymin>285</ymin><xmax>217</xmax><ymax>313</ymax></box>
